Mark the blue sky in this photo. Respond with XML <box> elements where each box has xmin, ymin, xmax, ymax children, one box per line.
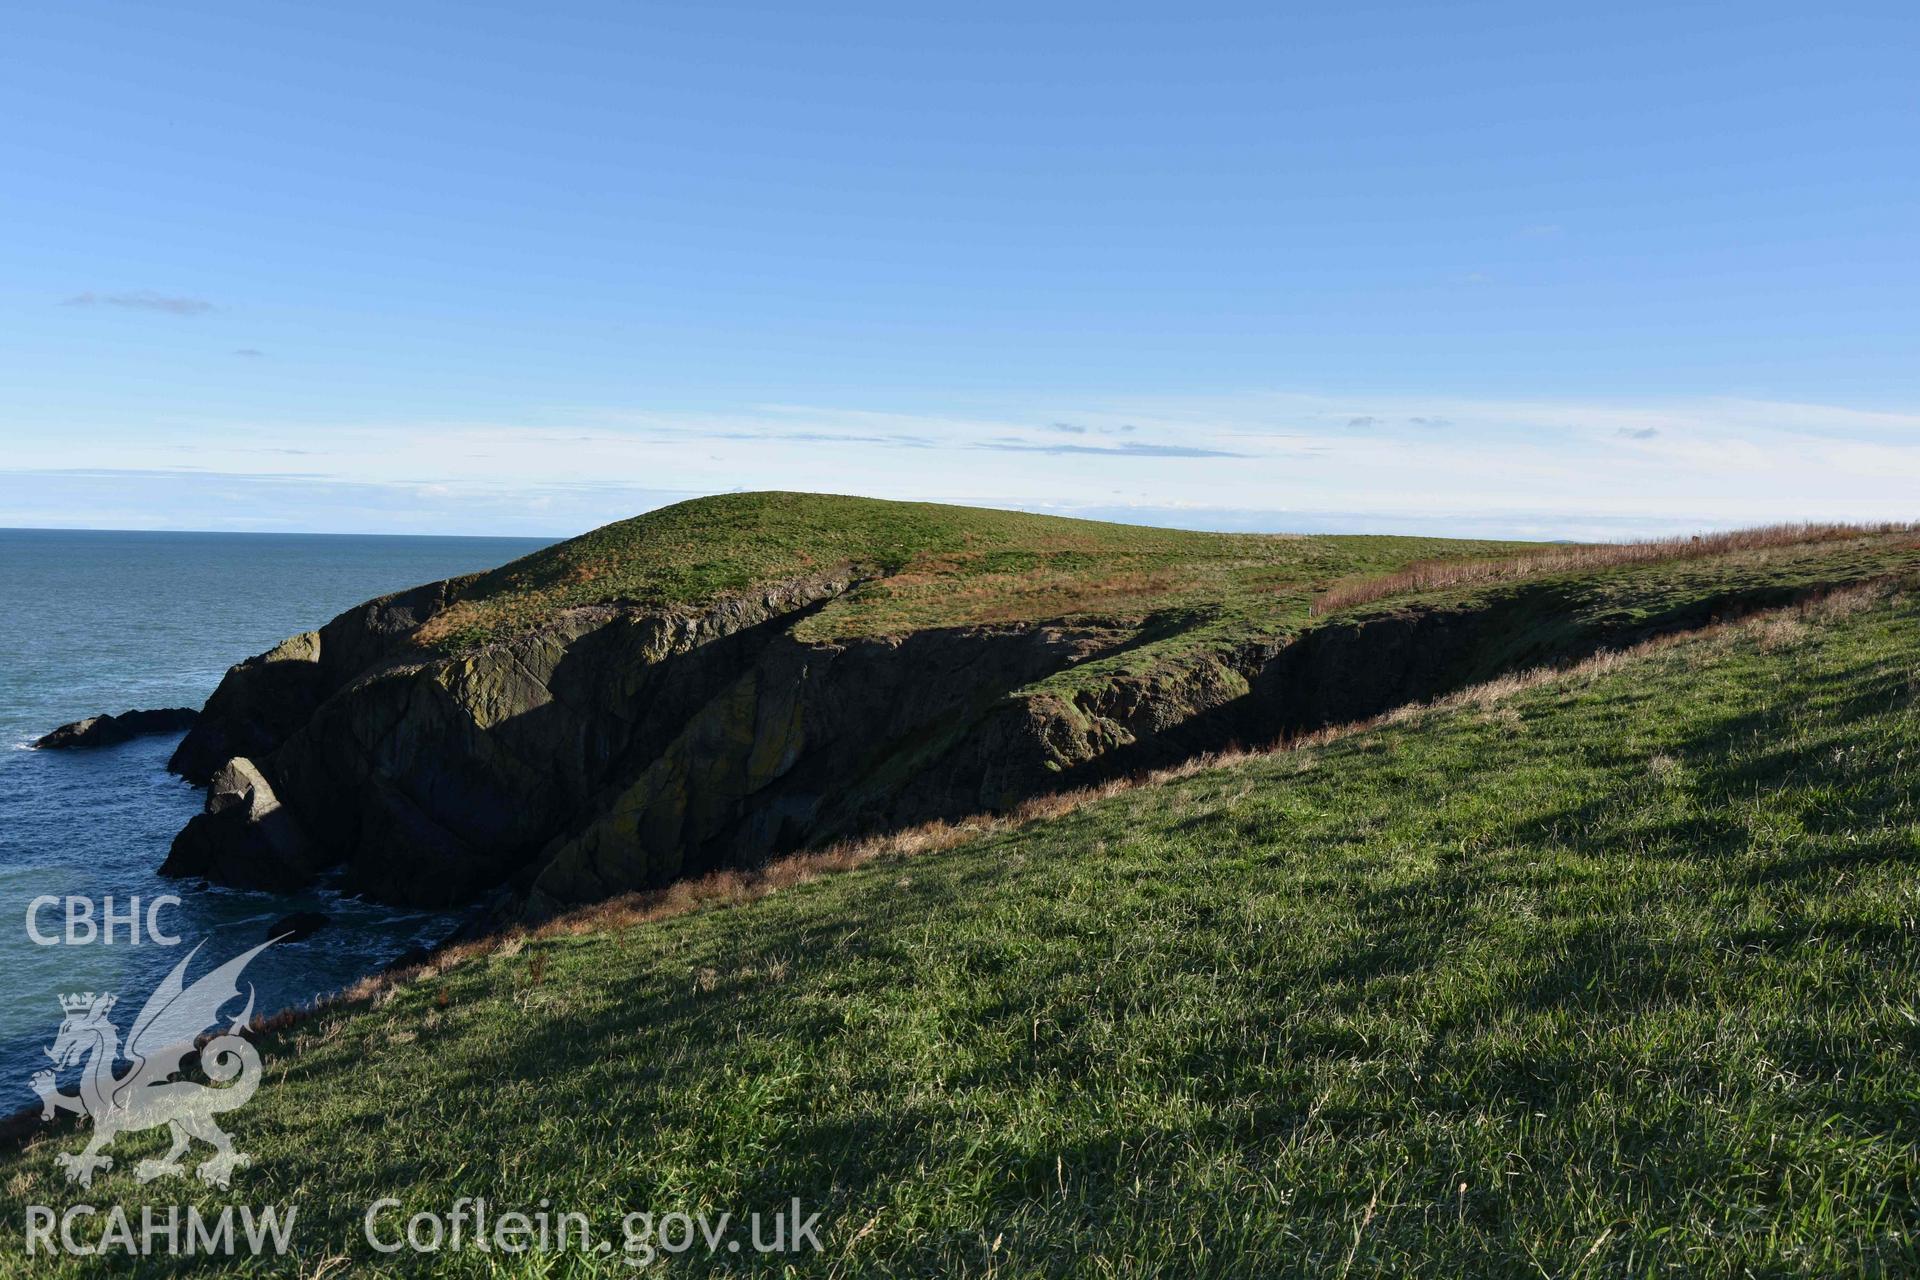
<box><xmin>3</xmin><ymin>1</ymin><xmax>1917</xmax><ymax>538</ymax></box>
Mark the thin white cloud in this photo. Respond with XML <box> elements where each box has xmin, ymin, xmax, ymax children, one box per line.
<box><xmin>5</xmin><ymin>391</ymin><xmax>1918</xmax><ymax>537</ymax></box>
<box><xmin>976</xmin><ymin>438</ymin><xmax>1245</xmax><ymax>459</ymax></box>
<box><xmin>62</xmin><ymin>291</ymin><xmax>215</xmax><ymax>316</ymax></box>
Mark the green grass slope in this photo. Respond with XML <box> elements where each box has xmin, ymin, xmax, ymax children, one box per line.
<box><xmin>9</xmin><ymin>584</ymin><xmax>1920</xmax><ymax>1276</ymax></box>
<box><xmin>417</xmin><ymin>492</ymin><xmax>1538</xmax><ymax>650</ymax></box>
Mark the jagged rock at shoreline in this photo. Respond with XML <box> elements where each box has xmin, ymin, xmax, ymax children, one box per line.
<box><xmin>266</xmin><ymin>910</ymin><xmax>331</xmax><ymax>943</ymax></box>
<box><xmin>152</xmin><ymin>493</ymin><xmax>1920</xmax><ymax>917</ymax></box>
<box><xmin>155</xmin><ymin>496</ymin><xmax>1312</xmax><ymax>911</ymax></box>
<box><xmin>33</xmin><ymin>707</ymin><xmax>199</xmax><ymax>750</ymax></box>
<box><xmin>163</xmin><ymin>756</ymin><xmax>323</xmax><ymax>894</ymax></box>
<box><xmin>161</xmin><ymin>569</ymin><xmax>1232</xmax><ymax>909</ymax></box>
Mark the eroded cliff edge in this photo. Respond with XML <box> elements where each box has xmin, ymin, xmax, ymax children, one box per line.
<box><xmin>157</xmin><ymin>497</ymin><xmax>1920</xmax><ymax>919</ymax></box>
<box><xmin>161</xmin><ymin>561</ymin><xmax>1272</xmax><ymax>912</ymax></box>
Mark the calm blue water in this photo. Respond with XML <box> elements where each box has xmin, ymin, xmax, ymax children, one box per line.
<box><xmin>0</xmin><ymin>528</ymin><xmax>551</xmax><ymax>1110</ymax></box>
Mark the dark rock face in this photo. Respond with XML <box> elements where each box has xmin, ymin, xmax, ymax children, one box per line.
<box><xmin>522</xmin><ymin>622</ymin><xmax>1113</xmax><ymax>908</ymax></box>
<box><xmin>168</xmin><ymin>578</ymin><xmax>470</xmax><ymax>783</ymax></box>
<box><xmin>162</xmin><ymin>757</ymin><xmax>323</xmax><ymax>894</ymax></box>
<box><xmin>167</xmin><ymin>633</ymin><xmax>324</xmax><ymax>782</ymax></box>
<box><xmin>158</xmin><ymin>564</ymin><xmax>1183</xmax><ymax>911</ymax></box>
<box><xmin>161</xmin><ymin>571</ymin><xmax>900</xmax><ymax>906</ymax></box>
<box><xmin>160</xmin><ymin>556</ymin><xmax>1842</xmax><ymax>916</ymax></box>
<box><xmin>33</xmin><ymin>707</ymin><xmax>198</xmax><ymax>750</ymax></box>
<box><xmin>1249</xmin><ymin>579</ymin><xmax>1821</xmax><ymax>737</ymax></box>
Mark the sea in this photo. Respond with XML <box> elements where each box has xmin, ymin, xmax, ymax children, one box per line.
<box><xmin>0</xmin><ymin>528</ymin><xmax>552</xmax><ymax>1110</ymax></box>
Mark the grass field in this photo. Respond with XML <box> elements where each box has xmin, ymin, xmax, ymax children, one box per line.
<box><xmin>413</xmin><ymin>492</ymin><xmax>1541</xmax><ymax>651</ymax></box>
<box><xmin>8</xmin><ymin>576</ymin><xmax>1919</xmax><ymax>1276</ymax></box>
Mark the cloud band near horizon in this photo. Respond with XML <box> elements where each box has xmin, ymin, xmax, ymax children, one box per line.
<box><xmin>4</xmin><ymin>391</ymin><xmax>1918</xmax><ymax>539</ymax></box>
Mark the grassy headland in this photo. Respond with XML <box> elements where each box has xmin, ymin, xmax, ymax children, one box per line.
<box><xmin>413</xmin><ymin>492</ymin><xmax>1542</xmax><ymax>651</ymax></box>
<box><xmin>8</xmin><ymin>558</ymin><xmax>1920</xmax><ymax>1275</ymax></box>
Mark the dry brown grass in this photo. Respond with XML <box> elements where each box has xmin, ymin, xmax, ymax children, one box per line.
<box><xmin>1309</xmin><ymin>522</ymin><xmax>1918</xmax><ymax>617</ymax></box>
<box><xmin>410</xmin><ymin>599</ymin><xmax>486</xmax><ymax>650</ymax></box>
<box><xmin>841</xmin><ymin>565</ymin><xmax>1207</xmax><ymax>633</ymax></box>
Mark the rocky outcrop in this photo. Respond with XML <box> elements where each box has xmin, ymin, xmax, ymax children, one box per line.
<box><xmin>1250</xmin><ymin>577</ymin><xmax>1838</xmax><ymax>734</ymax></box>
<box><xmin>163</xmin><ymin>757</ymin><xmax>323</xmax><ymax>893</ymax></box>
<box><xmin>164</xmin><ymin>569</ymin><xmax>927</xmax><ymax>905</ymax></box>
<box><xmin>161</xmin><ymin>545</ymin><xmax>1881</xmax><ymax>916</ymax></box>
<box><xmin>34</xmin><ymin>707</ymin><xmax>198</xmax><ymax>750</ymax></box>
<box><xmin>159</xmin><ymin>548</ymin><xmax>1211</xmax><ymax>910</ymax></box>
<box><xmin>523</xmin><ymin>622</ymin><xmax>1113</xmax><ymax>908</ymax></box>
<box><xmin>167</xmin><ymin>633</ymin><xmax>324</xmax><ymax>782</ymax></box>
<box><xmin>155</xmin><ymin>575</ymin><xmax>1294</xmax><ymax>912</ymax></box>
<box><xmin>169</xmin><ymin>577</ymin><xmax>469</xmax><ymax>783</ymax></box>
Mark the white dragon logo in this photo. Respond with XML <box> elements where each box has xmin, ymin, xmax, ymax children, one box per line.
<box><xmin>30</xmin><ymin>938</ymin><xmax>274</xmax><ymax>1189</ymax></box>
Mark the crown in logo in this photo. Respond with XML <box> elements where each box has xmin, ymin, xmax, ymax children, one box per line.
<box><xmin>59</xmin><ymin>992</ymin><xmax>112</xmax><ymax>1015</ymax></box>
